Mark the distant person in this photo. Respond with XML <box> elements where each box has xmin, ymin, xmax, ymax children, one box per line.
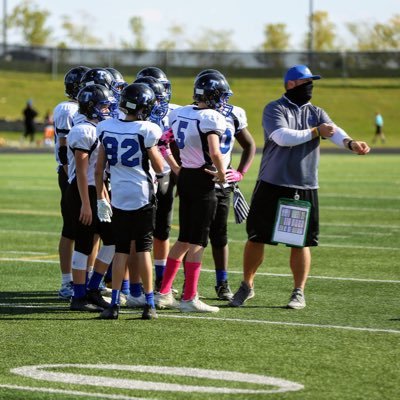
<box><xmin>43</xmin><ymin>110</ymin><xmax>54</xmax><ymax>147</ymax></box>
<box><xmin>373</xmin><ymin>112</ymin><xmax>385</xmax><ymax>144</ymax></box>
<box><xmin>229</xmin><ymin>64</ymin><xmax>370</xmax><ymax>310</ymax></box>
<box><xmin>22</xmin><ymin>100</ymin><xmax>38</xmax><ymax>143</ymax></box>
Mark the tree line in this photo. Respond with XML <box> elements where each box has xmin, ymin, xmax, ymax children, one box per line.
<box><xmin>4</xmin><ymin>0</ymin><xmax>400</xmax><ymax>51</ymax></box>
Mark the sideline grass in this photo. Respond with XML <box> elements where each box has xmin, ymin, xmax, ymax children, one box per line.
<box><xmin>0</xmin><ymin>153</ymin><xmax>399</xmax><ymax>400</ymax></box>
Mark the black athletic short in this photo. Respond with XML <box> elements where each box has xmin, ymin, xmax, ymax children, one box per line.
<box><xmin>246</xmin><ymin>181</ymin><xmax>319</xmax><ymax>247</ymax></box>
<box><xmin>154</xmin><ymin>172</ymin><xmax>176</xmax><ymax>241</ymax></box>
<box><xmin>65</xmin><ymin>180</ymin><xmax>114</xmax><ymax>255</ymax></box>
<box><xmin>209</xmin><ymin>186</ymin><xmax>233</xmax><ymax>248</ymax></box>
<box><xmin>58</xmin><ymin>167</ymin><xmax>74</xmax><ymax>240</ymax></box>
<box><xmin>111</xmin><ymin>204</ymin><xmax>155</xmax><ymax>254</ymax></box>
<box><xmin>177</xmin><ymin>167</ymin><xmax>217</xmax><ymax>247</ymax></box>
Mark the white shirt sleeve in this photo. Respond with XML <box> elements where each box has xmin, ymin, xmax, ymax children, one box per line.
<box><xmin>270</xmin><ymin>127</ymin><xmax>313</xmax><ymax>147</ymax></box>
<box><xmin>329</xmin><ymin>125</ymin><xmax>351</xmax><ymax>148</ymax></box>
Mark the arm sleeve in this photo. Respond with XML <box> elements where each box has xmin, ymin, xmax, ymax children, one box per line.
<box><xmin>329</xmin><ymin>125</ymin><xmax>351</xmax><ymax>148</ymax></box>
<box><xmin>270</xmin><ymin>127</ymin><xmax>313</xmax><ymax>147</ymax></box>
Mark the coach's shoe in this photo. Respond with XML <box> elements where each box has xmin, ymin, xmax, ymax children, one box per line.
<box><xmin>86</xmin><ymin>289</ymin><xmax>110</xmax><ymax>309</ymax></box>
<box><xmin>228</xmin><ymin>281</ymin><xmax>255</xmax><ymax>307</ymax></box>
<box><xmin>58</xmin><ymin>281</ymin><xmax>74</xmax><ymax>300</ymax></box>
<box><xmin>126</xmin><ymin>293</ymin><xmax>146</xmax><ymax>308</ymax></box>
<box><xmin>287</xmin><ymin>288</ymin><xmax>306</xmax><ymax>309</ymax></box>
<box><xmin>154</xmin><ymin>291</ymin><xmax>180</xmax><ymax>310</ymax></box>
<box><xmin>215</xmin><ymin>280</ymin><xmax>233</xmax><ymax>301</ymax></box>
<box><xmin>70</xmin><ymin>296</ymin><xmax>104</xmax><ymax>312</ymax></box>
<box><xmin>141</xmin><ymin>304</ymin><xmax>158</xmax><ymax>320</ymax></box>
<box><xmin>99</xmin><ymin>304</ymin><xmax>120</xmax><ymax>319</ymax></box>
<box><xmin>180</xmin><ymin>297</ymin><xmax>219</xmax><ymax>313</ymax></box>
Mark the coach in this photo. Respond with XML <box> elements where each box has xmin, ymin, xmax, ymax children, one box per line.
<box><xmin>229</xmin><ymin>64</ymin><xmax>370</xmax><ymax>309</ymax></box>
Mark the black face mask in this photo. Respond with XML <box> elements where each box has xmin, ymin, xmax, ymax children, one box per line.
<box><xmin>285</xmin><ymin>81</ymin><xmax>313</xmax><ymax>106</ymax></box>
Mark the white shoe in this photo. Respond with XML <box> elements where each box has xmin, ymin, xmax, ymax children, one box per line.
<box><xmin>287</xmin><ymin>288</ymin><xmax>306</xmax><ymax>309</ymax></box>
<box><xmin>180</xmin><ymin>298</ymin><xmax>219</xmax><ymax>313</ymax></box>
<box><xmin>58</xmin><ymin>281</ymin><xmax>74</xmax><ymax>300</ymax></box>
<box><xmin>126</xmin><ymin>293</ymin><xmax>146</xmax><ymax>308</ymax></box>
<box><xmin>119</xmin><ymin>293</ymin><xmax>127</xmax><ymax>307</ymax></box>
<box><xmin>154</xmin><ymin>291</ymin><xmax>180</xmax><ymax>310</ymax></box>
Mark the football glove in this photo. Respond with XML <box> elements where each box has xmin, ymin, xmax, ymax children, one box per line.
<box><xmin>97</xmin><ymin>199</ymin><xmax>113</xmax><ymax>223</ymax></box>
<box><xmin>160</xmin><ymin>128</ymin><xmax>175</xmax><ymax>144</ymax></box>
<box><xmin>225</xmin><ymin>169</ymin><xmax>243</xmax><ymax>183</ymax></box>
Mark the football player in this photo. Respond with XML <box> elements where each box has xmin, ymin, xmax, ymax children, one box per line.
<box><xmin>65</xmin><ymin>84</ymin><xmax>116</xmax><ymax>312</ymax></box>
<box><xmin>53</xmin><ymin>65</ymin><xmax>89</xmax><ymax>300</ymax></box>
<box><xmin>135</xmin><ymin>67</ymin><xmax>181</xmax><ymax>295</ymax></box>
<box><xmin>194</xmin><ymin>70</ymin><xmax>256</xmax><ymax>301</ymax></box>
<box><xmin>154</xmin><ymin>72</ymin><xmax>231</xmax><ymax>313</ymax></box>
<box><xmin>95</xmin><ymin>83</ymin><xmax>164</xmax><ymax>320</ymax></box>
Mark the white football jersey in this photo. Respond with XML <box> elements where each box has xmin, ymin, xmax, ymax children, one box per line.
<box><xmin>97</xmin><ymin>118</ymin><xmax>162</xmax><ymax>211</ymax></box>
<box><xmin>53</xmin><ymin>100</ymin><xmax>78</xmax><ymax>166</ymax></box>
<box><xmin>168</xmin><ymin>105</ymin><xmax>226</xmax><ymax>168</ymax></box>
<box><xmin>67</xmin><ymin>121</ymin><xmax>99</xmax><ymax>186</ymax></box>
<box><xmin>220</xmin><ymin>105</ymin><xmax>248</xmax><ymax>169</ymax></box>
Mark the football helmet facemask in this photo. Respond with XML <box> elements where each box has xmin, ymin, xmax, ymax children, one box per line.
<box><xmin>134</xmin><ymin>76</ymin><xmax>169</xmax><ymax>123</ymax></box>
<box><xmin>77</xmin><ymin>84</ymin><xmax>113</xmax><ymax>121</ymax></box>
<box><xmin>119</xmin><ymin>83</ymin><xmax>157</xmax><ymax>121</ymax></box>
<box><xmin>64</xmin><ymin>66</ymin><xmax>90</xmax><ymax>100</ymax></box>
<box><xmin>193</xmin><ymin>72</ymin><xmax>233</xmax><ymax>117</ymax></box>
<box><xmin>136</xmin><ymin>66</ymin><xmax>172</xmax><ymax>102</ymax></box>
<box><xmin>105</xmin><ymin>67</ymin><xmax>128</xmax><ymax>97</ymax></box>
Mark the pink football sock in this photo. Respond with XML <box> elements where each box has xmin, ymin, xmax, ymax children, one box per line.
<box><xmin>160</xmin><ymin>258</ymin><xmax>181</xmax><ymax>294</ymax></box>
<box><xmin>182</xmin><ymin>261</ymin><xmax>201</xmax><ymax>301</ymax></box>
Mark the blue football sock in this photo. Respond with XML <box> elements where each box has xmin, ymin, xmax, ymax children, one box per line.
<box><xmin>121</xmin><ymin>279</ymin><xmax>130</xmax><ymax>295</ymax></box>
<box><xmin>145</xmin><ymin>292</ymin><xmax>155</xmax><ymax>308</ymax></box>
<box><xmin>111</xmin><ymin>289</ymin><xmax>120</xmax><ymax>306</ymax></box>
<box><xmin>130</xmin><ymin>283</ymin><xmax>143</xmax><ymax>297</ymax></box>
<box><xmin>87</xmin><ymin>271</ymin><xmax>103</xmax><ymax>290</ymax></box>
<box><xmin>73</xmin><ymin>284</ymin><xmax>86</xmax><ymax>299</ymax></box>
<box><xmin>216</xmin><ymin>269</ymin><xmax>228</xmax><ymax>285</ymax></box>
<box><xmin>155</xmin><ymin>264</ymin><xmax>166</xmax><ymax>280</ymax></box>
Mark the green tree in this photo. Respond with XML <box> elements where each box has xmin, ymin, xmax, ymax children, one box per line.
<box><xmin>305</xmin><ymin>10</ymin><xmax>337</xmax><ymax>51</ymax></box>
<box><xmin>347</xmin><ymin>14</ymin><xmax>400</xmax><ymax>50</ymax></box>
<box><xmin>61</xmin><ymin>13</ymin><xmax>102</xmax><ymax>48</ymax></box>
<box><xmin>157</xmin><ymin>24</ymin><xmax>186</xmax><ymax>51</ymax></box>
<box><xmin>8</xmin><ymin>0</ymin><xmax>52</xmax><ymax>46</ymax></box>
<box><xmin>187</xmin><ymin>29</ymin><xmax>237</xmax><ymax>51</ymax></box>
<box><xmin>122</xmin><ymin>16</ymin><xmax>147</xmax><ymax>50</ymax></box>
<box><xmin>261</xmin><ymin>23</ymin><xmax>290</xmax><ymax>51</ymax></box>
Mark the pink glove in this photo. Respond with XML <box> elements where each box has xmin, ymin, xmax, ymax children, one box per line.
<box><xmin>160</xmin><ymin>128</ymin><xmax>175</xmax><ymax>144</ymax></box>
<box><xmin>225</xmin><ymin>169</ymin><xmax>243</xmax><ymax>183</ymax></box>
<box><xmin>158</xmin><ymin>143</ymin><xmax>172</xmax><ymax>158</ymax></box>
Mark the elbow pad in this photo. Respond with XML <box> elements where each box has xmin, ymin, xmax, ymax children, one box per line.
<box><xmin>58</xmin><ymin>146</ymin><xmax>68</xmax><ymax>165</ymax></box>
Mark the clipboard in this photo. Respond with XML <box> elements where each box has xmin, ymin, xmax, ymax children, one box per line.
<box><xmin>272</xmin><ymin>198</ymin><xmax>311</xmax><ymax>247</ymax></box>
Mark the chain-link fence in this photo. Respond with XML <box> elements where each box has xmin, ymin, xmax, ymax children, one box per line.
<box><xmin>1</xmin><ymin>44</ymin><xmax>400</xmax><ymax>78</ymax></box>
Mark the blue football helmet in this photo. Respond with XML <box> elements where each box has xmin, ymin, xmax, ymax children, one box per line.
<box><xmin>64</xmin><ymin>66</ymin><xmax>90</xmax><ymax>100</ymax></box>
<box><xmin>193</xmin><ymin>72</ymin><xmax>233</xmax><ymax>117</ymax></box>
<box><xmin>136</xmin><ymin>67</ymin><xmax>172</xmax><ymax>102</ymax></box>
<box><xmin>119</xmin><ymin>83</ymin><xmax>157</xmax><ymax>121</ymax></box>
<box><xmin>134</xmin><ymin>76</ymin><xmax>169</xmax><ymax>123</ymax></box>
<box><xmin>105</xmin><ymin>67</ymin><xmax>128</xmax><ymax>97</ymax></box>
<box><xmin>77</xmin><ymin>84</ymin><xmax>112</xmax><ymax>121</ymax></box>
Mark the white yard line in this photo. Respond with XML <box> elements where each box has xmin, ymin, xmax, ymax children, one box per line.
<box><xmin>158</xmin><ymin>314</ymin><xmax>400</xmax><ymax>335</ymax></box>
<box><xmin>0</xmin><ymin>303</ymin><xmax>398</xmax><ymax>335</ymax></box>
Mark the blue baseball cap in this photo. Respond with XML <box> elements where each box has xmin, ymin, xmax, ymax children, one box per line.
<box><xmin>284</xmin><ymin>65</ymin><xmax>321</xmax><ymax>83</ymax></box>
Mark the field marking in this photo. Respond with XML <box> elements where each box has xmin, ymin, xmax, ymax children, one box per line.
<box><xmin>159</xmin><ymin>315</ymin><xmax>400</xmax><ymax>335</ymax></box>
<box><xmin>11</xmin><ymin>364</ymin><xmax>304</xmax><ymax>394</ymax></box>
<box><xmin>0</xmin><ymin>384</ymin><xmax>155</xmax><ymax>400</ymax></box>
<box><xmin>0</xmin><ymin>303</ymin><xmax>398</xmax><ymax>335</ymax></box>
<box><xmin>0</xmin><ymin>258</ymin><xmax>398</xmax><ymax>284</ymax></box>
